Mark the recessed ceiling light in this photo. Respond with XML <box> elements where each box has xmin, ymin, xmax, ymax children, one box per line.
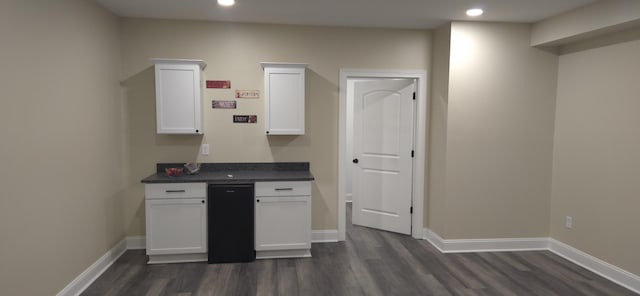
<box><xmin>466</xmin><ymin>8</ymin><xmax>483</xmax><ymax>17</ymax></box>
<box><xmin>218</xmin><ymin>0</ymin><xmax>235</xmax><ymax>6</ymax></box>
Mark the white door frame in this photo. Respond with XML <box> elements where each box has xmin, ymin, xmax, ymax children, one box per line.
<box><xmin>338</xmin><ymin>69</ymin><xmax>428</xmax><ymax>240</ymax></box>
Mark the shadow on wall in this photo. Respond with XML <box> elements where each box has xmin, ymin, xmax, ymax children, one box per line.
<box><xmin>104</xmin><ymin>189</ymin><xmax>126</xmax><ymax>246</ymax></box>
<box><xmin>120</xmin><ymin>67</ymin><xmax>202</xmax><ymax>236</ymax></box>
<box><xmin>267</xmin><ymin>69</ymin><xmax>339</xmax><ymax>229</ymax></box>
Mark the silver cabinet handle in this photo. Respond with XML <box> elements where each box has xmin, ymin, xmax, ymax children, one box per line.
<box><xmin>166</xmin><ymin>190</ymin><xmax>186</xmax><ymax>193</ymax></box>
<box><xmin>275</xmin><ymin>188</ymin><xmax>293</xmax><ymax>191</ymax></box>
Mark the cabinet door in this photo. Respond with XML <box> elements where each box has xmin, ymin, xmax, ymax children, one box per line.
<box><xmin>145</xmin><ymin>198</ymin><xmax>207</xmax><ymax>255</ymax></box>
<box><xmin>263</xmin><ymin>65</ymin><xmax>306</xmax><ymax>135</ymax></box>
<box><xmin>154</xmin><ymin>63</ymin><xmax>202</xmax><ymax>134</ymax></box>
<box><xmin>255</xmin><ymin>195</ymin><xmax>311</xmax><ymax>251</ymax></box>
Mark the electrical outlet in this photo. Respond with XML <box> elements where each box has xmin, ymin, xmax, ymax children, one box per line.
<box><xmin>565</xmin><ymin>216</ymin><xmax>573</xmax><ymax>229</ymax></box>
<box><xmin>201</xmin><ymin>144</ymin><xmax>210</xmax><ymax>156</ymax></box>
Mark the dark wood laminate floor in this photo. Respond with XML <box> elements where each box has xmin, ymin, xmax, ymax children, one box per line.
<box><xmin>83</xmin><ymin>205</ymin><xmax>636</xmax><ymax>296</ymax></box>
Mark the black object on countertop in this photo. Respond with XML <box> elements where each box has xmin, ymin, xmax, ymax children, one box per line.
<box><xmin>208</xmin><ymin>183</ymin><xmax>255</xmax><ymax>264</ymax></box>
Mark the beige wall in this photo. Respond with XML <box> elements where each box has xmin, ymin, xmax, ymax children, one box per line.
<box><xmin>427</xmin><ymin>24</ymin><xmax>451</xmax><ymax>232</ymax></box>
<box><xmin>0</xmin><ymin>1</ymin><xmax>124</xmax><ymax>295</ymax></box>
<box><xmin>551</xmin><ymin>38</ymin><xmax>640</xmax><ymax>275</ymax></box>
<box><xmin>120</xmin><ymin>19</ymin><xmax>432</xmax><ymax>235</ymax></box>
<box><xmin>433</xmin><ymin>22</ymin><xmax>558</xmax><ymax>239</ymax></box>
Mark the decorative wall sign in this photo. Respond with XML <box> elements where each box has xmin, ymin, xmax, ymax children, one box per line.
<box><xmin>233</xmin><ymin>115</ymin><xmax>257</xmax><ymax>123</ymax></box>
<box><xmin>235</xmin><ymin>90</ymin><xmax>260</xmax><ymax>98</ymax></box>
<box><xmin>207</xmin><ymin>80</ymin><xmax>231</xmax><ymax>89</ymax></box>
<box><xmin>212</xmin><ymin>100</ymin><xmax>236</xmax><ymax>109</ymax></box>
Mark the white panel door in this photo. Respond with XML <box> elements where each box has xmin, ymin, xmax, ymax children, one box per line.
<box><xmin>352</xmin><ymin>79</ymin><xmax>415</xmax><ymax>235</ymax></box>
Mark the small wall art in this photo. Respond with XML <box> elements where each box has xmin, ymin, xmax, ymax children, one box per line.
<box><xmin>235</xmin><ymin>90</ymin><xmax>260</xmax><ymax>98</ymax></box>
<box><xmin>233</xmin><ymin>115</ymin><xmax>257</xmax><ymax>123</ymax></box>
<box><xmin>206</xmin><ymin>80</ymin><xmax>231</xmax><ymax>89</ymax></box>
<box><xmin>212</xmin><ymin>100</ymin><xmax>237</xmax><ymax>109</ymax></box>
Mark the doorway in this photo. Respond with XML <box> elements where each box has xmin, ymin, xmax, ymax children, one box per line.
<box><xmin>338</xmin><ymin>69</ymin><xmax>428</xmax><ymax>240</ymax></box>
<box><xmin>352</xmin><ymin>78</ymin><xmax>416</xmax><ymax>235</ymax></box>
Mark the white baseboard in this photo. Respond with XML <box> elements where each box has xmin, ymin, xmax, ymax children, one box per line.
<box><xmin>129</xmin><ymin>231</ymin><xmax>341</xmax><ymax>246</ymax></box>
<box><xmin>423</xmin><ymin>229</ymin><xmax>446</xmax><ymax>252</ymax></box>
<box><xmin>56</xmin><ymin>239</ymin><xmax>127</xmax><ymax>296</ymax></box>
<box><xmin>148</xmin><ymin>253</ymin><xmax>207</xmax><ymax>264</ymax></box>
<box><xmin>126</xmin><ymin>236</ymin><xmax>146</xmax><ymax>250</ymax></box>
<box><xmin>423</xmin><ymin>228</ymin><xmax>548</xmax><ymax>253</ymax></box>
<box><xmin>312</xmin><ymin>229</ymin><xmax>339</xmax><ymax>243</ymax></box>
<box><xmin>423</xmin><ymin>228</ymin><xmax>640</xmax><ymax>294</ymax></box>
<box><xmin>125</xmin><ymin>232</ymin><xmax>340</xmax><ymax>246</ymax></box>
<box><xmin>549</xmin><ymin>239</ymin><xmax>640</xmax><ymax>294</ymax></box>
<box><xmin>256</xmin><ymin>249</ymin><xmax>312</xmax><ymax>259</ymax></box>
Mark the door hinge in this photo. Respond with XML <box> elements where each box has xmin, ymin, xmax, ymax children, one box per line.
<box><xmin>413</xmin><ymin>92</ymin><xmax>416</xmax><ymax>100</ymax></box>
<box><xmin>410</xmin><ymin>206</ymin><xmax>413</xmax><ymax>214</ymax></box>
<box><xmin>411</xmin><ymin>150</ymin><xmax>414</xmax><ymax>158</ymax></box>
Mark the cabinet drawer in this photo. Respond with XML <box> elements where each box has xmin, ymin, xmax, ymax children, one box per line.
<box><xmin>145</xmin><ymin>183</ymin><xmax>207</xmax><ymax>199</ymax></box>
<box><xmin>255</xmin><ymin>181</ymin><xmax>311</xmax><ymax>197</ymax></box>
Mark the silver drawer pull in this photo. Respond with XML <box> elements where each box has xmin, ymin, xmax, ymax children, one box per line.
<box><xmin>166</xmin><ymin>189</ymin><xmax>186</xmax><ymax>193</ymax></box>
<box><xmin>275</xmin><ymin>188</ymin><xmax>293</xmax><ymax>191</ymax></box>
<box><xmin>226</xmin><ymin>190</ymin><xmax>235</xmax><ymax>193</ymax></box>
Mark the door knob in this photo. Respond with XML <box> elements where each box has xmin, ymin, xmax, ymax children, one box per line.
<box><xmin>353</xmin><ymin>158</ymin><xmax>359</xmax><ymax>164</ymax></box>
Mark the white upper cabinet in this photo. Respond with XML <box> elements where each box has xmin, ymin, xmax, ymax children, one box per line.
<box><xmin>261</xmin><ymin>62</ymin><xmax>307</xmax><ymax>135</ymax></box>
<box><xmin>152</xmin><ymin>59</ymin><xmax>206</xmax><ymax>135</ymax></box>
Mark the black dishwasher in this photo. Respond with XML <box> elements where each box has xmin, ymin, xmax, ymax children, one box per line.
<box><xmin>208</xmin><ymin>184</ymin><xmax>255</xmax><ymax>263</ymax></box>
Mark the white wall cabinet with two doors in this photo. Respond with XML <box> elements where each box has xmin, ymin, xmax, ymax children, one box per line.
<box><xmin>152</xmin><ymin>58</ymin><xmax>206</xmax><ymax>135</ymax></box>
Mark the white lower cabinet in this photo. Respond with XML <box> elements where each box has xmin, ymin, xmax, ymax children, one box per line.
<box><xmin>144</xmin><ymin>181</ymin><xmax>312</xmax><ymax>263</ymax></box>
<box><xmin>144</xmin><ymin>183</ymin><xmax>207</xmax><ymax>264</ymax></box>
<box><xmin>255</xmin><ymin>181</ymin><xmax>312</xmax><ymax>258</ymax></box>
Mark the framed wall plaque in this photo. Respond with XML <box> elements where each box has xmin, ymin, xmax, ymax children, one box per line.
<box><xmin>207</xmin><ymin>80</ymin><xmax>231</xmax><ymax>89</ymax></box>
<box><xmin>233</xmin><ymin>115</ymin><xmax>257</xmax><ymax>123</ymax></box>
<box><xmin>212</xmin><ymin>100</ymin><xmax>236</xmax><ymax>109</ymax></box>
<box><xmin>235</xmin><ymin>90</ymin><xmax>260</xmax><ymax>98</ymax></box>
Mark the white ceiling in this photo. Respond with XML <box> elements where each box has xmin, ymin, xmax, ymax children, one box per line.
<box><xmin>95</xmin><ymin>0</ymin><xmax>597</xmax><ymax>29</ymax></box>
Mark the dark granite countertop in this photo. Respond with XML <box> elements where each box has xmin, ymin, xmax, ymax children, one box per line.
<box><xmin>141</xmin><ymin>162</ymin><xmax>314</xmax><ymax>184</ymax></box>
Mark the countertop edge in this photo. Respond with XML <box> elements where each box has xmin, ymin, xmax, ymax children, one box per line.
<box><xmin>141</xmin><ymin>177</ymin><xmax>315</xmax><ymax>184</ymax></box>
<box><xmin>141</xmin><ymin>162</ymin><xmax>315</xmax><ymax>184</ymax></box>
